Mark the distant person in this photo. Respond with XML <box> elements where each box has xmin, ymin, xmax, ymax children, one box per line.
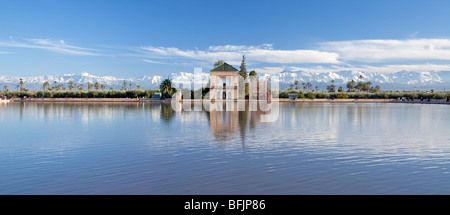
<box><xmin>446</xmin><ymin>97</ymin><xmax>449</xmax><ymax>102</ymax></box>
<box><xmin>427</xmin><ymin>98</ymin><xmax>431</xmax><ymax>102</ymax></box>
<box><xmin>420</xmin><ymin>97</ymin><xmax>424</xmax><ymax>102</ymax></box>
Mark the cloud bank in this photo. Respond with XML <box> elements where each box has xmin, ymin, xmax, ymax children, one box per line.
<box><xmin>140</xmin><ymin>44</ymin><xmax>341</xmax><ymax>65</ymax></box>
<box><xmin>321</xmin><ymin>38</ymin><xmax>450</xmax><ymax>62</ymax></box>
<box><xmin>3</xmin><ymin>36</ymin><xmax>450</xmax><ymax>75</ymax></box>
<box><xmin>139</xmin><ymin>38</ymin><xmax>450</xmax><ymax>74</ymax></box>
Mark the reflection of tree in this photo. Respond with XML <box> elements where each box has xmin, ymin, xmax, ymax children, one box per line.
<box><xmin>160</xmin><ymin>103</ymin><xmax>175</xmax><ymax>123</ymax></box>
<box><xmin>238</xmin><ymin>105</ymin><xmax>249</xmax><ymax>145</ymax></box>
<box><xmin>19</xmin><ymin>102</ymin><xmax>24</xmax><ymax>121</ymax></box>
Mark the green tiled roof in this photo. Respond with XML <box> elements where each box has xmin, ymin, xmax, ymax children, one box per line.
<box><xmin>211</xmin><ymin>62</ymin><xmax>238</xmax><ymax>71</ymax></box>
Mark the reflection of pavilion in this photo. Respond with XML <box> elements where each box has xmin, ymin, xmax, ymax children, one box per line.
<box><xmin>208</xmin><ymin>101</ymin><xmax>274</xmax><ymax>142</ymax></box>
<box><xmin>209</xmin><ymin>104</ymin><xmax>239</xmax><ymax>140</ymax></box>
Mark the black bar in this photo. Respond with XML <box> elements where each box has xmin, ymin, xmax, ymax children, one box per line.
<box><xmin>1</xmin><ymin>195</ymin><xmax>445</xmax><ymax>214</ymax></box>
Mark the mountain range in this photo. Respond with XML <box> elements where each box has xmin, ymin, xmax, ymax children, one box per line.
<box><xmin>0</xmin><ymin>70</ymin><xmax>449</xmax><ymax>91</ymax></box>
<box><xmin>276</xmin><ymin>70</ymin><xmax>449</xmax><ymax>91</ymax></box>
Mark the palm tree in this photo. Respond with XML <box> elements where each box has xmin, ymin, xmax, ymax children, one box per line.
<box><xmin>315</xmin><ymin>86</ymin><xmax>319</xmax><ymax>91</ymax></box>
<box><xmin>122</xmin><ymin>80</ymin><xmax>127</xmax><ymax>90</ymax></box>
<box><xmin>3</xmin><ymin>86</ymin><xmax>9</xmax><ymax>92</ymax></box>
<box><xmin>19</xmin><ymin>78</ymin><xmax>24</xmax><ymax>91</ymax></box>
<box><xmin>214</xmin><ymin>60</ymin><xmax>225</xmax><ymax>67</ymax></box>
<box><xmin>94</xmin><ymin>82</ymin><xmax>100</xmax><ymax>91</ymax></box>
<box><xmin>327</xmin><ymin>79</ymin><xmax>336</xmax><ymax>92</ymax></box>
<box><xmin>362</xmin><ymin>82</ymin><xmax>371</xmax><ymax>92</ymax></box>
<box><xmin>68</xmin><ymin>81</ymin><xmax>74</xmax><ymax>91</ymax></box>
<box><xmin>87</xmin><ymin>82</ymin><xmax>94</xmax><ymax>91</ymax></box>
<box><xmin>160</xmin><ymin>79</ymin><xmax>175</xmax><ymax>98</ymax></box>
<box><xmin>43</xmin><ymin>81</ymin><xmax>50</xmax><ymax>91</ymax></box>
<box><xmin>347</xmin><ymin>80</ymin><xmax>355</xmax><ymax>92</ymax></box>
<box><xmin>355</xmin><ymin>82</ymin><xmax>363</xmax><ymax>92</ymax></box>
<box><xmin>101</xmin><ymin>84</ymin><xmax>106</xmax><ymax>91</ymax></box>
<box><xmin>307</xmin><ymin>82</ymin><xmax>312</xmax><ymax>91</ymax></box>
<box><xmin>53</xmin><ymin>81</ymin><xmax>58</xmax><ymax>89</ymax></box>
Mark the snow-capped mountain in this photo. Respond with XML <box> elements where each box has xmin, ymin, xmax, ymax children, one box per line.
<box><xmin>0</xmin><ymin>70</ymin><xmax>448</xmax><ymax>91</ymax></box>
<box><xmin>0</xmin><ymin>72</ymin><xmax>163</xmax><ymax>90</ymax></box>
<box><xmin>275</xmin><ymin>70</ymin><xmax>449</xmax><ymax>91</ymax></box>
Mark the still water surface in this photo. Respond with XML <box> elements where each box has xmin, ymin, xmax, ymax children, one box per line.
<box><xmin>0</xmin><ymin>102</ymin><xmax>449</xmax><ymax>194</ymax></box>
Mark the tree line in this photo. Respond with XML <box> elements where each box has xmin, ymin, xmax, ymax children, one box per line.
<box><xmin>278</xmin><ymin>90</ymin><xmax>450</xmax><ymax>100</ymax></box>
<box><xmin>289</xmin><ymin>75</ymin><xmax>382</xmax><ymax>93</ymax></box>
<box><xmin>0</xmin><ymin>89</ymin><xmax>160</xmax><ymax>99</ymax></box>
<box><xmin>2</xmin><ymin>79</ymin><xmax>145</xmax><ymax>92</ymax></box>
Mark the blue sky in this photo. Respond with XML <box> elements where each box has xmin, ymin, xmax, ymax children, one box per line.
<box><xmin>1</xmin><ymin>0</ymin><xmax>450</xmax><ymax>78</ymax></box>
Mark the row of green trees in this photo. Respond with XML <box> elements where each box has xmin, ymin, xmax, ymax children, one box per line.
<box><xmin>289</xmin><ymin>80</ymin><xmax>318</xmax><ymax>91</ymax></box>
<box><xmin>2</xmin><ymin>78</ymin><xmax>27</xmax><ymax>92</ymax></box>
<box><xmin>278</xmin><ymin>90</ymin><xmax>450</xmax><ymax>99</ymax></box>
<box><xmin>3</xmin><ymin>87</ymin><xmax>448</xmax><ymax>100</ymax></box>
<box><xmin>42</xmin><ymin>81</ymin><xmax>110</xmax><ymax>91</ymax></box>
<box><xmin>289</xmin><ymin>75</ymin><xmax>382</xmax><ymax>93</ymax></box>
<box><xmin>3</xmin><ymin>79</ymin><xmax>145</xmax><ymax>92</ymax></box>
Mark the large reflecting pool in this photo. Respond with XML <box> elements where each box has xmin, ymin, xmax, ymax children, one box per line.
<box><xmin>0</xmin><ymin>102</ymin><xmax>449</xmax><ymax>194</ymax></box>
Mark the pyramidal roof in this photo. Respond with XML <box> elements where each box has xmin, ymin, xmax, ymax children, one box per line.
<box><xmin>211</xmin><ymin>62</ymin><xmax>239</xmax><ymax>72</ymax></box>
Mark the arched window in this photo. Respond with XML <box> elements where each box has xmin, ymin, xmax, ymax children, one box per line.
<box><xmin>221</xmin><ymin>78</ymin><xmax>229</xmax><ymax>88</ymax></box>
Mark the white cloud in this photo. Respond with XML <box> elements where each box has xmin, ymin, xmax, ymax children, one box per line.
<box><xmin>250</xmin><ymin>67</ymin><xmax>285</xmax><ymax>74</ymax></box>
<box><xmin>0</xmin><ymin>38</ymin><xmax>101</xmax><ymax>56</ymax></box>
<box><xmin>321</xmin><ymin>38</ymin><xmax>450</xmax><ymax>62</ymax></box>
<box><xmin>140</xmin><ymin>39</ymin><xmax>450</xmax><ymax>67</ymax></box>
<box><xmin>140</xmin><ymin>44</ymin><xmax>341</xmax><ymax>65</ymax></box>
<box><xmin>140</xmin><ymin>59</ymin><xmax>167</xmax><ymax>64</ymax></box>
